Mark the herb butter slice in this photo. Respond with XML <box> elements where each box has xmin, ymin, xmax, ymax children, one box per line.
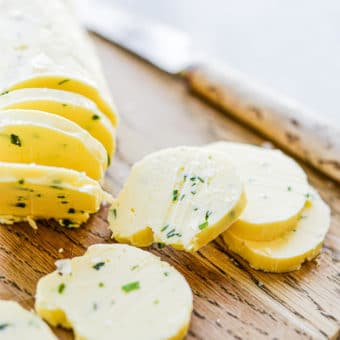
<box><xmin>207</xmin><ymin>142</ymin><xmax>310</xmax><ymax>241</ymax></box>
<box><xmin>0</xmin><ymin>0</ymin><xmax>118</xmax><ymax>125</ymax></box>
<box><xmin>35</xmin><ymin>244</ymin><xmax>193</xmax><ymax>340</ymax></box>
<box><xmin>223</xmin><ymin>187</ymin><xmax>330</xmax><ymax>272</ymax></box>
<box><xmin>0</xmin><ymin>300</ymin><xmax>56</xmax><ymax>340</ymax></box>
<box><xmin>0</xmin><ymin>89</ymin><xmax>116</xmax><ymax>156</ymax></box>
<box><xmin>109</xmin><ymin>146</ymin><xmax>246</xmax><ymax>252</ymax></box>
<box><xmin>0</xmin><ymin>162</ymin><xmax>112</xmax><ymax>228</ymax></box>
<box><xmin>0</xmin><ymin>109</ymin><xmax>108</xmax><ymax>181</ymax></box>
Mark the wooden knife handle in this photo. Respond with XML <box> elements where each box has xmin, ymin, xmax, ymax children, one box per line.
<box><xmin>185</xmin><ymin>62</ymin><xmax>340</xmax><ymax>183</ymax></box>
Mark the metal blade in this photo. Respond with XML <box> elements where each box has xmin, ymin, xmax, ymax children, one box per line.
<box><xmin>78</xmin><ymin>0</ymin><xmax>196</xmax><ymax>74</ymax></box>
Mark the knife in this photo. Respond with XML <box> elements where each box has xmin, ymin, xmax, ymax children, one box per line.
<box><xmin>79</xmin><ymin>0</ymin><xmax>340</xmax><ymax>183</ymax></box>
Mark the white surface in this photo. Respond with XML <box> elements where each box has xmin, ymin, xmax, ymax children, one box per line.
<box><xmin>112</xmin><ymin>0</ymin><xmax>340</xmax><ymax>126</ymax></box>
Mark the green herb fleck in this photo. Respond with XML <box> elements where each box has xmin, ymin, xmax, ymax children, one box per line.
<box><xmin>183</xmin><ymin>174</ymin><xmax>187</xmax><ymax>181</ymax></box>
<box><xmin>92</xmin><ymin>114</ymin><xmax>100</xmax><ymax>120</ymax></box>
<box><xmin>58</xmin><ymin>283</ymin><xmax>66</xmax><ymax>294</ymax></box>
<box><xmin>205</xmin><ymin>210</ymin><xmax>212</xmax><ymax>220</ymax></box>
<box><xmin>93</xmin><ymin>262</ymin><xmax>105</xmax><ymax>271</ymax></box>
<box><xmin>131</xmin><ymin>265</ymin><xmax>139</xmax><ymax>271</ymax></box>
<box><xmin>199</xmin><ymin>221</ymin><xmax>209</xmax><ymax>230</ymax></box>
<box><xmin>193</xmin><ymin>207</ymin><xmax>199</xmax><ymax>211</ymax></box>
<box><xmin>198</xmin><ymin>176</ymin><xmax>205</xmax><ymax>183</ymax></box>
<box><xmin>15</xmin><ymin>202</ymin><xmax>26</xmax><ymax>208</ymax></box>
<box><xmin>0</xmin><ymin>323</ymin><xmax>10</xmax><ymax>330</ymax></box>
<box><xmin>62</xmin><ymin>103</ymin><xmax>68</xmax><ymax>107</ymax></box>
<box><xmin>172</xmin><ymin>189</ymin><xmax>179</xmax><ymax>202</ymax></box>
<box><xmin>98</xmin><ymin>282</ymin><xmax>104</xmax><ymax>287</ymax></box>
<box><xmin>112</xmin><ymin>208</ymin><xmax>117</xmax><ymax>219</ymax></box>
<box><xmin>305</xmin><ymin>193</ymin><xmax>311</xmax><ymax>199</ymax></box>
<box><xmin>18</xmin><ymin>179</ymin><xmax>25</xmax><ymax>185</ymax></box>
<box><xmin>10</xmin><ymin>134</ymin><xmax>22</xmax><ymax>146</ymax></box>
<box><xmin>68</xmin><ymin>208</ymin><xmax>75</xmax><ymax>214</ymax></box>
<box><xmin>287</xmin><ymin>186</ymin><xmax>292</xmax><ymax>191</ymax></box>
<box><xmin>0</xmin><ymin>90</ymin><xmax>9</xmax><ymax>96</ymax></box>
<box><xmin>50</xmin><ymin>185</ymin><xmax>63</xmax><ymax>190</ymax></box>
<box><xmin>121</xmin><ymin>281</ymin><xmax>140</xmax><ymax>293</ymax></box>
<box><xmin>180</xmin><ymin>194</ymin><xmax>185</xmax><ymax>201</ymax></box>
<box><xmin>58</xmin><ymin>78</ymin><xmax>70</xmax><ymax>85</ymax></box>
<box><xmin>166</xmin><ymin>229</ymin><xmax>176</xmax><ymax>238</ymax></box>
<box><xmin>160</xmin><ymin>224</ymin><xmax>169</xmax><ymax>232</ymax></box>
<box><xmin>190</xmin><ymin>176</ymin><xmax>196</xmax><ymax>181</ymax></box>
<box><xmin>107</xmin><ymin>154</ymin><xmax>111</xmax><ymax>166</ymax></box>
<box><xmin>163</xmin><ymin>272</ymin><xmax>170</xmax><ymax>277</ymax></box>
<box><xmin>191</xmin><ymin>190</ymin><xmax>196</xmax><ymax>195</ymax></box>
<box><xmin>157</xmin><ymin>242</ymin><xmax>165</xmax><ymax>249</ymax></box>
<box><xmin>153</xmin><ymin>299</ymin><xmax>159</xmax><ymax>304</ymax></box>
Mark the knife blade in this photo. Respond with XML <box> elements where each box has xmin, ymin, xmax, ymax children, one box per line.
<box><xmin>79</xmin><ymin>0</ymin><xmax>340</xmax><ymax>183</ymax></box>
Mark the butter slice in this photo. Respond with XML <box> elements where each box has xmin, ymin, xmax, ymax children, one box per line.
<box><xmin>109</xmin><ymin>147</ymin><xmax>246</xmax><ymax>252</ymax></box>
<box><xmin>35</xmin><ymin>244</ymin><xmax>193</xmax><ymax>340</ymax></box>
<box><xmin>0</xmin><ymin>109</ymin><xmax>107</xmax><ymax>181</ymax></box>
<box><xmin>0</xmin><ymin>0</ymin><xmax>118</xmax><ymax>125</ymax></box>
<box><xmin>0</xmin><ymin>89</ymin><xmax>116</xmax><ymax>156</ymax></box>
<box><xmin>207</xmin><ymin>142</ymin><xmax>309</xmax><ymax>241</ymax></box>
<box><xmin>223</xmin><ymin>188</ymin><xmax>330</xmax><ymax>272</ymax></box>
<box><xmin>0</xmin><ymin>162</ymin><xmax>112</xmax><ymax>228</ymax></box>
<box><xmin>0</xmin><ymin>300</ymin><xmax>56</xmax><ymax>340</ymax></box>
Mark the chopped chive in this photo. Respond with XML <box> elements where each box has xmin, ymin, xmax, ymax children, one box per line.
<box><xmin>50</xmin><ymin>185</ymin><xmax>63</xmax><ymax>190</ymax></box>
<box><xmin>157</xmin><ymin>242</ymin><xmax>165</xmax><ymax>249</ymax></box>
<box><xmin>193</xmin><ymin>207</ymin><xmax>199</xmax><ymax>211</ymax></box>
<box><xmin>61</xmin><ymin>103</ymin><xmax>68</xmax><ymax>107</ymax></box>
<box><xmin>121</xmin><ymin>281</ymin><xmax>140</xmax><ymax>293</ymax></box>
<box><xmin>58</xmin><ymin>283</ymin><xmax>66</xmax><ymax>294</ymax></box>
<box><xmin>10</xmin><ymin>134</ymin><xmax>22</xmax><ymax>146</ymax></box>
<box><xmin>68</xmin><ymin>208</ymin><xmax>75</xmax><ymax>214</ymax></box>
<box><xmin>180</xmin><ymin>194</ymin><xmax>185</xmax><ymax>201</ymax></box>
<box><xmin>287</xmin><ymin>186</ymin><xmax>292</xmax><ymax>191</ymax></box>
<box><xmin>107</xmin><ymin>154</ymin><xmax>111</xmax><ymax>166</ymax></box>
<box><xmin>160</xmin><ymin>224</ymin><xmax>169</xmax><ymax>232</ymax></box>
<box><xmin>131</xmin><ymin>265</ymin><xmax>139</xmax><ymax>271</ymax></box>
<box><xmin>190</xmin><ymin>176</ymin><xmax>196</xmax><ymax>181</ymax></box>
<box><xmin>191</xmin><ymin>190</ymin><xmax>196</xmax><ymax>195</ymax></box>
<box><xmin>18</xmin><ymin>179</ymin><xmax>25</xmax><ymax>185</ymax></box>
<box><xmin>183</xmin><ymin>174</ymin><xmax>187</xmax><ymax>181</ymax></box>
<box><xmin>191</xmin><ymin>182</ymin><xmax>197</xmax><ymax>187</ymax></box>
<box><xmin>93</xmin><ymin>262</ymin><xmax>105</xmax><ymax>271</ymax></box>
<box><xmin>305</xmin><ymin>193</ymin><xmax>311</xmax><ymax>199</ymax></box>
<box><xmin>198</xmin><ymin>176</ymin><xmax>205</xmax><ymax>183</ymax></box>
<box><xmin>98</xmin><ymin>282</ymin><xmax>104</xmax><ymax>288</ymax></box>
<box><xmin>0</xmin><ymin>323</ymin><xmax>10</xmax><ymax>330</ymax></box>
<box><xmin>112</xmin><ymin>208</ymin><xmax>117</xmax><ymax>219</ymax></box>
<box><xmin>172</xmin><ymin>190</ymin><xmax>179</xmax><ymax>202</ymax></box>
<box><xmin>15</xmin><ymin>202</ymin><xmax>26</xmax><ymax>208</ymax></box>
<box><xmin>92</xmin><ymin>114</ymin><xmax>100</xmax><ymax>120</ymax></box>
<box><xmin>163</xmin><ymin>272</ymin><xmax>169</xmax><ymax>277</ymax></box>
<box><xmin>205</xmin><ymin>210</ymin><xmax>212</xmax><ymax>220</ymax></box>
<box><xmin>166</xmin><ymin>229</ymin><xmax>176</xmax><ymax>238</ymax></box>
<box><xmin>58</xmin><ymin>78</ymin><xmax>70</xmax><ymax>85</ymax></box>
<box><xmin>199</xmin><ymin>221</ymin><xmax>209</xmax><ymax>230</ymax></box>
<box><xmin>0</xmin><ymin>90</ymin><xmax>9</xmax><ymax>96</ymax></box>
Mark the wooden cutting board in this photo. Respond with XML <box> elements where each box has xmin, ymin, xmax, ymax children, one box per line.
<box><xmin>0</xmin><ymin>35</ymin><xmax>339</xmax><ymax>340</ymax></box>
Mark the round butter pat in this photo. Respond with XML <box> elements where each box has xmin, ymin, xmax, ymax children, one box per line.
<box><xmin>0</xmin><ymin>109</ymin><xmax>108</xmax><ymax>181</ymax></box>
<box><xmin>35</xmin><ymin>244</ymin><xmax>193</xmax><ymax>340</ymax></box>
<box><xmin>109</xmin><ymin>146</ymin><xmax>246</xmax><ymax>252</ymax></box>
<box><xmin>0</xmin><ymin>300</ymin><xmax>56</xmax><ymax>340</ymax></box>
<box><xmin>207</xmin><ymin>142</ymin><xmax>310</xmax><ymax>241</ymax></box>
<box><xmin>223</xmin><ymin>188</ymin><xmax>330</xmax><ymax>272</ymax></box>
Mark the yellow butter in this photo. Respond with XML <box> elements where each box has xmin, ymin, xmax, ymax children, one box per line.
<box><xmin>0</xmin><ymin>162</ymin><xmax>112</xmax><ymax>228</ymax></box>
<box><xmin>223</xmin><ymin>188</ymin><xmax>330</xmax><ymax>272</ymax></box>
<box><xmin>0</xmin><ymin>300</ymin><xmax>56</xmax><ymax>340</ymax></box>
<box><xmin>35</xmin><ymin>244</ymin><xmax>193</xmax><ymax>340</ymax></box>
<box><xmin>0</xmin><ymin>0</ymin><xmax>118</xmax><ymax>125</ymax></box>
<box><xmin>109</xmin><ymin>147</ymin><xmax>246</xmax><ymax>252</ymax></box>
<box><xmin>0</xmin><ymin>109</ymin><xmax>107</xmax><ymax>180</ymax></box>
<box><xmin>0</xmin><ymin>88</ymin><xmax>115</xmax><ymax>156</ymax></box>
<box><xmin>207</xmin><ymin>142</ymin><xmax>309</xmax><ymax>241</ymax></box>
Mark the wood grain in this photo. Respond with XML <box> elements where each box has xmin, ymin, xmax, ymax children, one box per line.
<box><xmin>0</xmin><ymin>35</ymin><xmax>339</xmax><ymax>340</ymax></box>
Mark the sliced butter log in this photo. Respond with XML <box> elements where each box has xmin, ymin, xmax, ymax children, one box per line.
<box><xmin>0</xmin><ymin>109</ymin><xmax>107</xmax><ymax>181</ymax></box>
<box><xmin>223</xmin><ymin>188</ymin><xmax>330</xmax><ymax>272</ymax></box>
<box><xmin>0</xmin><ymin>300</ymin><xmax>56</xmax><ymax>340</ymax></box>
<box><xmin>0</xmin><ymin>89</ymin><xmax>116</xmax><ymax>156</ymax></box>
<box><xmin>0</xmin><ymin>0</ymin><xmax>118</xmax><ymax>125</ymax></box>
<box><xmin>207</xmin><ymin>142</ymin><xmax>310</xmax><ymax>241</ymax></box>
<box><xmin>109</xmin><ymin>147</ymin><xmax>246</xmax><ymax>252</ymax></box>
<box><xmin>0</xmin><ymin>162</ymin><xmax>112</xmax><ymax>228</ymax></box>
<box><xmin>35</xmin><ymin>244</ymin><xmax>193</xmax><ymax>340</ymax></box>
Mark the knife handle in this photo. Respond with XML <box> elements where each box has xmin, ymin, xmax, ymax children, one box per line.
<box><xmin>185</xmin><ymin>62</ymin><xmax>340</xmax><ymax>183</ymax></box>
